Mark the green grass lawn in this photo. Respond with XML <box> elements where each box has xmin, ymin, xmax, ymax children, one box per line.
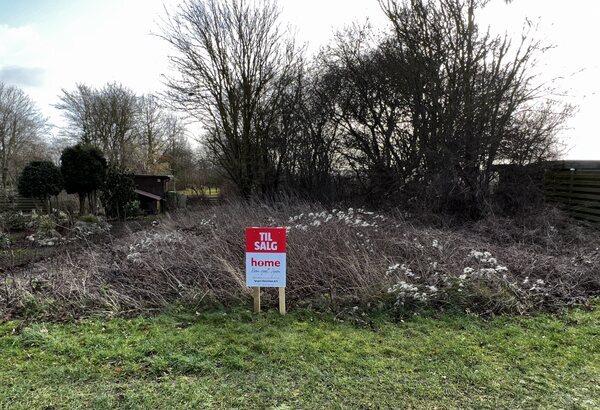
<box><xmin>0</xmin><ymin>307</ymin><xmax>598</xmax><ymax>409</ymax></box>
<box><xmin>178</xmin><ymin>187</ymin><xmax>220</xmax><ymax>197</ymax></box>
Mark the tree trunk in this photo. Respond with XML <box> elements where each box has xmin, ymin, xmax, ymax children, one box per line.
<box><xmin>1</xmin><ymin>167</ymin><xmax>7</xmax><ymax>191</ymax></box>
<box><xmin>78</xmin><ymin>192</ymin><xmax>86</xmax><ymax>215</ymax></box>
<box><xmin>88</xmin><ymin>191</ymin><xmax>97</xmax><ymax>215</ymax></box>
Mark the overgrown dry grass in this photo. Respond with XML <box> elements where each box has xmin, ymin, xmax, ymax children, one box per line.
<box><xmin>1</xmin><ymin>201</ymin><xmax>598</xmax><ymax>320</ymax></box>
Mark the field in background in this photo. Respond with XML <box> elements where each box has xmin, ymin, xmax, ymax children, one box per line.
<box><xmin>177</xmin><ymin>187</ymin><xmax>220</xmax><ymax>198</ymax></box>
<box><xmin>0</xmin><ymin>307</ymin><xmax>598</xmax><ymax>408</ymax></box>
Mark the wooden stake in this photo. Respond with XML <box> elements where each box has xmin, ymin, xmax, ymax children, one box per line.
<box><xmin>253</xmin><ymin>287</ymin><xmax>261</xmax><ymax>313</ymax></box>
<box><xmin>278</xmin><ymin>287</ymin><xmax>286</xmax><ymax>315</ymax></box>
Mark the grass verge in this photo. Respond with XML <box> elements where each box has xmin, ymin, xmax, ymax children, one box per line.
<box><xmin>0</xmin><ymin>307</ymin><xmax>598</xmax><ymax>409</ymax></box>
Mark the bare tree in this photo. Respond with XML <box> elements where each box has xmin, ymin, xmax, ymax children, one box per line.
<box><xmin>0</xmin><ymin>82</ymin><xmax>48</xmax><ymax>190</ymax></box>
<box><xmin>56</xmin><ymin>82</ymin><xmax>139</xmax><ymax>169</ymax></box>
<box><xmin>96</xmin><ymin>83</ymin><xmax>139</xmax><ymax>168</ymax></box>
<box><xmin>54</xmin><ymin>84</ymin><xmax>96</xmax><ymax>145</ymax></box>
<box><xmin>156</xmin><ymin>0</ymin><xmax>570</xmax><ymax>212</ymax></box>
<box><xmin>161</xmin><ymin>114</ymin><xmax>189</xmax><ymax>186</ymax></box>
<box><xmin>161</xmin><ymin>0</ymin><xmax>303</xmax><ymax>197</ymax></box>
<box><xmin>280</xmin><ymin>64</ymin><xmax>341</xmax><ymax>200</ymax></box>
<box><xmin>314</xmin><ymin>0</ymin><xmax>570</xmax><ymax>214</ymax></box>
<box><xmin>317</xmin><ymin>26</ymin><xmax>421</xmax><ymax>201</ymax></box>
<box><xmin>134</xmin><ymin>94</ymin><xmax>169</xmax><ymax>173</ymax></box>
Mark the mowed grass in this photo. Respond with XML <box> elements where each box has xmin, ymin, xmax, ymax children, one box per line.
<box><xmin>0</xmin><ymin>307</ymin><xmax>598</xmax><ymax>409</ymax></box>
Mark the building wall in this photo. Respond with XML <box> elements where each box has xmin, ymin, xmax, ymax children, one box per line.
<box><xmin>133</xmin><ymin>176</ymin><xmax>169</xmax><ymax>197</ymax></box>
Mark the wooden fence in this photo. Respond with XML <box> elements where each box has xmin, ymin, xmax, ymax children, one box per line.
<box><xmin>0</xmin><ymin>191</ymin><xmax>79</xmax><ymax>214</ymax></box>
<box><xmin>0</xmin><ymin>194</ymin><xmax>45</xmax><ymax>213</ymax></box>
<box><xmin>544</xmin><ymin>169</ymin><xmax>600</xmax><ymax>224</ymax></box>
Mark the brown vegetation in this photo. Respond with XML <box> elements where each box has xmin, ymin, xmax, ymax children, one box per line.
<box><xmin>1</xmin><ymin>201</ymin><xmax>597</xmax><ymax>320</ymax></box>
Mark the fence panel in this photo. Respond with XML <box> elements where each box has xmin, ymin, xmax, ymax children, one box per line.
<box><xmin>544</xmin><ymin>169</ymin><xmax>600</xmax><ymax>224</ymax></box>
<box><xmin>0</xmin><ymin>194</ymin><xmax>45</xmax><ymax>213</ymax></box>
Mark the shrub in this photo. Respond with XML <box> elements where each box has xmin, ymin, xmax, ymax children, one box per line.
<box><xmin>51</xmin><ymin>210</ymin><xmax>70</xmax><ymax>227</ymax></box>
<box><xmin>100</xmin><ymin>167</ymin><xmax>137</xmax><ymax>220</ymax></box>
<box><xmin>0</xmin><ymin>232</ymin><xmax>11</xmax><ymax>248</ymax></box>
<box><xmin>36</xmin><ymin>215</ymin><xmax>57</xmax><ymax>237</ymax></box>
<box><xmin>72</xmin><ymin>218</ymin><xmax>111</xmax><ymax>238</ymax></box>
<box><xmin>78</xmin><ymin>214</ymin><xmax>100</xmax><ymax>224</ymax></box>
<box><xmin>165</xmin><ymin>192</ymin><xmax>187</xmax><ymax>210</ymax></box>
<box><xmin>17</xmin><ymin>161</ymin><xmax>63</xmax><ymax>208</ymax></box>
<box><xmin>54</xmin><ymin>195</ymin><xmax>80</xmax><ymax>215</ymax></box>
<box><xmin>25</xmin><ymin>214</ymin><xmax>62</xmax><ymax>247</ymax></box>
<box><xmin>0</xmin><ymin>211</ymin><xmax>30</xmax><ymax>232</ymax></box>
<box><xmin>60</xmin><ymin>144</ymin><xmax>107</xmax><ymax>215</ymax></box>
<box><xmin>125</xmin><ymin>200</ymin><xmax>141</xmax><ymax>218</ymax></box>
<box><xmin>29</xmin><ymin>210</ymin><xmax>71</xmax><ymax>230</ymax></box>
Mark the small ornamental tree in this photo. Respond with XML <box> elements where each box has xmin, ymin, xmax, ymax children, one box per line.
<box><xmin>60</xmin><ymin>144</ymin><xmax>107</xmax><ymax>215</ymax></box>
<box><xmin>17</xmin><ymin>161</ymin><xmax>63</xmax><ymax>210</ymax></box>
<box><xmin>100</xmin><ymin>166</ymin><xmax>137</xmax><ymax>220</ymax></box>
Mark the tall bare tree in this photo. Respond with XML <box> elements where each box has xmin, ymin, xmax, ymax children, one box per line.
<box><xmin>56</xmin><ymin>82</ymin><xmax>139</xmax><ymax>169</ymax></box>
<box><xmin>54</xmin><ymin>84</ymin><xmax>96</xmax><ymax>145</ymax></box>
<box><xmin>161</xmin><ymin>0</ymin><xmax>303</xmax><ymax>197</ymax></box>
<box><xmin>317</xmin><ymin>26</ymin><xmax>420</xmax><ymax>200</ymax></box>
<box><xmin>161</xmin><ymin>114</ymin><xmax>189</xmax><ymax>183</ymax></box>
<box><xmin>278</xmin><ymin>64</ymin><xmax>342</xmax><ymax>199</ymax></box>
<box><xmin>134</xmin><ymin>94</ymin><xmax>169</xmax><ymax>173</ymax></box>
<box><xmin>300</xmin><ymin>0</ymin><xmax>569</xmax><ymax>213</ymax></box>
<box><xmin>0</xmin><ymin>82</ymin><xmax>48</xmax><ymax>190</ymax></box>
<box><xmin>382</xmin><ymin>0</ymin><xmax>571</xmax><ymax>213</ymax></box>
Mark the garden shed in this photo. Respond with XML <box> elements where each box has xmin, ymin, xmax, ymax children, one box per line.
<box><xmin>133</xmin><ymin>174</ymin><xmax>172</xmax><ymax>214</ymax></box>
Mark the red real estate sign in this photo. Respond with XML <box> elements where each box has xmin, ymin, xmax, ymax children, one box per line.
<box><xmin>245</xmin><ymin>227</ymin><xmax>286</xmax><ymax>287</ymax></box>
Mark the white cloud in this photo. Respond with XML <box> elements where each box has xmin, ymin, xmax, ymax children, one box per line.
<box><xmin>0</xmin><ymin>66</ymin><xmax>45</xmax><ymax>86</ymax></box>
<box><xmin>0</xmin><ymin>24</ymin><xmax>47</xmax><ymax>65</ymax></box>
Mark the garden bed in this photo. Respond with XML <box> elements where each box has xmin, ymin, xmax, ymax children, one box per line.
<box><xmin>1</xmin><ymin>201</ymin><xmax>598</xmax><ymax>320</ymax></box>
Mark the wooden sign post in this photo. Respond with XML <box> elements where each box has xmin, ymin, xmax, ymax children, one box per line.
<box><xmin>278</xmin><ymin>286</ymin><xmax>286</xmax><ymax>315</ymax></box>
<box><xmin>253</xmin><ymin>286</ymin><xmax>261</xmax><ymax>313</ymax></box>
<box><xmin>245</xmin><ymin>227</ymin><xmax>287</xmax><ymax>315</ymax></box>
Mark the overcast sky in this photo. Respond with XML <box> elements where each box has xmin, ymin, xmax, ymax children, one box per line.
<box><xmin>0</xmin><ymin>0</ymin><xmax>598</xmax><ymax>159</ymax></box>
